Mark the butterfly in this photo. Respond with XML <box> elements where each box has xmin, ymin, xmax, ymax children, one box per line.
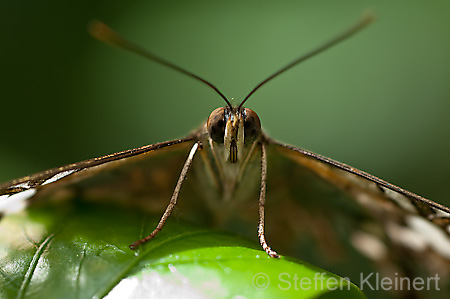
<box><xmin>1</xmin><ymin>12</ymin><xmax>450</xmax><ymax>298</ymax></box>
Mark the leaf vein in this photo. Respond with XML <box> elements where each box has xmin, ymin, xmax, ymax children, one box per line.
<box><xmin>17</xmin><ymin>233</ymin><xmax>55</xmax><ymax>299</ymax></box>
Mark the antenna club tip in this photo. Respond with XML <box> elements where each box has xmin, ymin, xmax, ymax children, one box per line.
<box><xmin>361</xmin><ymin>9</ymin><xmax>378</xmax><ymax>24</ymax></box>
<box><xmin>88</xmin><ymin>20</ymin><xmax>113</xmax><ymax>41</ymax></box>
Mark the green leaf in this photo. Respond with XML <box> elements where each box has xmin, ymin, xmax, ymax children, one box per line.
<box><xmin>0</xmin><ymin>200</ymin><xmax>364</xmax><ymax>298</ymax></box>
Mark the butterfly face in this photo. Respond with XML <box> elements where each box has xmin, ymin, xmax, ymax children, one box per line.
<box><xmin>207</xmin><ymin>106</ymin><xmax>261</xmax><ymax>163</ymax></box>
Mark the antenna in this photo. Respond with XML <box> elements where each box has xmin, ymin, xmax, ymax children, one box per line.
<box><xmin>89</xmin><ymin>21</ymin><xmax>233</xmax><ymax>109</ymax></box>
<box><xmin>238</xmin><ymin>11</ymin><xmax>376</xmax><ymax>110</ymax></box>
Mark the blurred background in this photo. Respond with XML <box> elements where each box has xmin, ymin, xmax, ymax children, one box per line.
<box><xmin>1</xmin><ymin>0</ymin><xmax>449</xmax><ymax>207</ymax></box>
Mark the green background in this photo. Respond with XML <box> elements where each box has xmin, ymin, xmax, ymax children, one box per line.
<box><xmin>1</xmin><ymin>0</ymin><xmax>449</xmax><ymax>213</ymax></box>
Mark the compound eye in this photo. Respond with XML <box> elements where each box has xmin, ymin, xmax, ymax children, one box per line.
<box><xmin>243</xmin><ymin>108</ymin><xmax>261</xmax><ymax>143</ymax></box>
<box><xmin>207</xmin><ymin>107</ymin><xmax>226</xmax><ymax>143</ymax></box>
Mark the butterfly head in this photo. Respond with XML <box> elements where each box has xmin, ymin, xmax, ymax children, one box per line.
<box><xmin>207</xmin><ymin>106</ymin><xmax>261</xmax><ymax>163</ymax></box>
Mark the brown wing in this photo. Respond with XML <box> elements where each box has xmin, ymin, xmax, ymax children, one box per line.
<box><xmin>0</xmin><ymin>138</ymin><xmax>196</xmax><ymax>215</ymax></box>
<box><xmin>263</xmin><ymin>139</ymin><xmax>450</xmax><ymax>298</ymax></box>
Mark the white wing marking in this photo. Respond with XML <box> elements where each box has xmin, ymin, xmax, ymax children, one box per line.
<box><xmin>0</xmin><ymin>189</ymin><xmax>36</xmax><ymax>215</ymax></box>
<box><xmin>380</xmin><ymin>186</ymin><xmax>417</xmax><ymax>213</ymax></box>
<box><xmin>10</xmin><ymin>182</ymin><xmax>32</xmax><ymax>190</ymax></box>
<box><xmin>406</xmin><ymin>215</ymin><xmax>450</xmax><ymax>259</ymax></box>
<box><xmin>351</xmin><ymin>231</ymin><xmax>388</xmax><ymax>260</ymax></box>
<box><xmin>41</xmin><ymin>169</ymin><xmax>77</xmax><ymax>186</ymax></box>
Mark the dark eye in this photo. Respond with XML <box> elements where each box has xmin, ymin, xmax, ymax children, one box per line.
<box><xmin>243</xmin><ymin>108</ymin><xmax>261</xmax><ymax>143</ymax></box>
<box><xmin>207</xmin><ymin>107</ymin><xmax>226</xmax><ymax>143</ymax></box>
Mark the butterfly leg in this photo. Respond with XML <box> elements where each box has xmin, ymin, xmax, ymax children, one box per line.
<box><xmin>129</xmin><ymin>142</ymin><xmax>200</xmax><ymax>250</ymax></box>
<box><xmin>258</xmin><ymin>142</ymin><xmax>279</xmax><ymax>258</ymax></box>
